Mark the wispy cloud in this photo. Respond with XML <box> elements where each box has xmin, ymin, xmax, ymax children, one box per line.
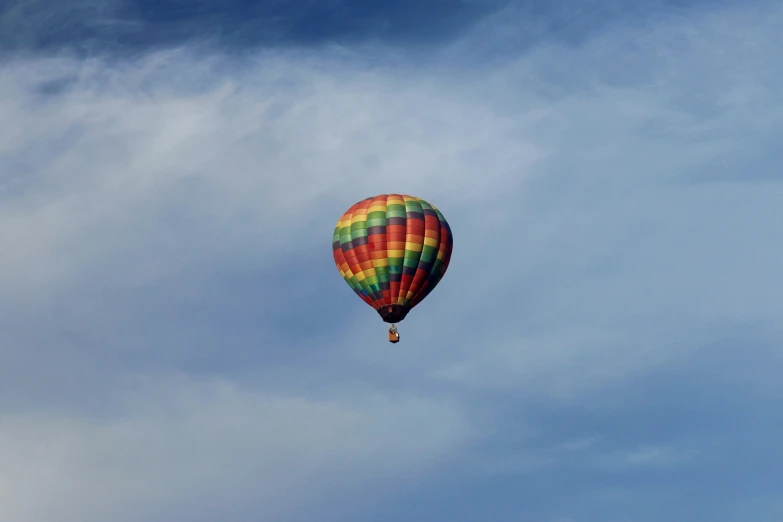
<box><xmin>0</xmin><ymin>377</ymin><xmax>472</xmax><ymax>522</ymax></box>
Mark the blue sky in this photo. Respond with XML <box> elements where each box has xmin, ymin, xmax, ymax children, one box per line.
<box><xmin>1</xmin><ymin>0</ymin><xmax>782</xmax><ymax>520</ymax></box>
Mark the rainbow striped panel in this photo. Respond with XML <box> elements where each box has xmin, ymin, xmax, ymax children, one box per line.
<box><xmin>332</xmin><ymin>194</ymin><xmax>453</xmax><ymax>318</ymax></box>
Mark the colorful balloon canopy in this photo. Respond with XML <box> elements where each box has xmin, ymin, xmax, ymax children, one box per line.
<box><xmin>332</xmin><ymin>194</ymin><xmax>453</xmax><ymax>324</ymax></box>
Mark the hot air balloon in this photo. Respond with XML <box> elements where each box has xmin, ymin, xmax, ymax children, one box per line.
<box><xmin>332</xmin><ymin>194</ymin><xmax>453</xmax><ymax>343</ymax></box>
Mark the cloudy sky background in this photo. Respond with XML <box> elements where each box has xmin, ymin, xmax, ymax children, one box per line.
<box><xmin>2</xmin><ymin>0</ymin><xmax>782</xmax><ymax>520</ymax></box>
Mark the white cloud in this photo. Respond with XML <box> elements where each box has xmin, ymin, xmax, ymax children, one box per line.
<box><xmin>0</xmin><ymin>376</ymin><xmax>471</xmax><ymax>522</ymax></box>
<box><xmin>593</xmin><ymin>443</ymin><xmax>698</xmax><ymax>471</ymax></box>
<box><xmin>0</xmin><ymin>49</ymin><xmax>543</xmax><ymax>303</ymax></box>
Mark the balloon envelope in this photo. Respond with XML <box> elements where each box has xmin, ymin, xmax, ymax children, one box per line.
<box><xmin>332</xmin><ymin>194</ymin><xmax>453</xmax><ymax>323</ymax></box>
